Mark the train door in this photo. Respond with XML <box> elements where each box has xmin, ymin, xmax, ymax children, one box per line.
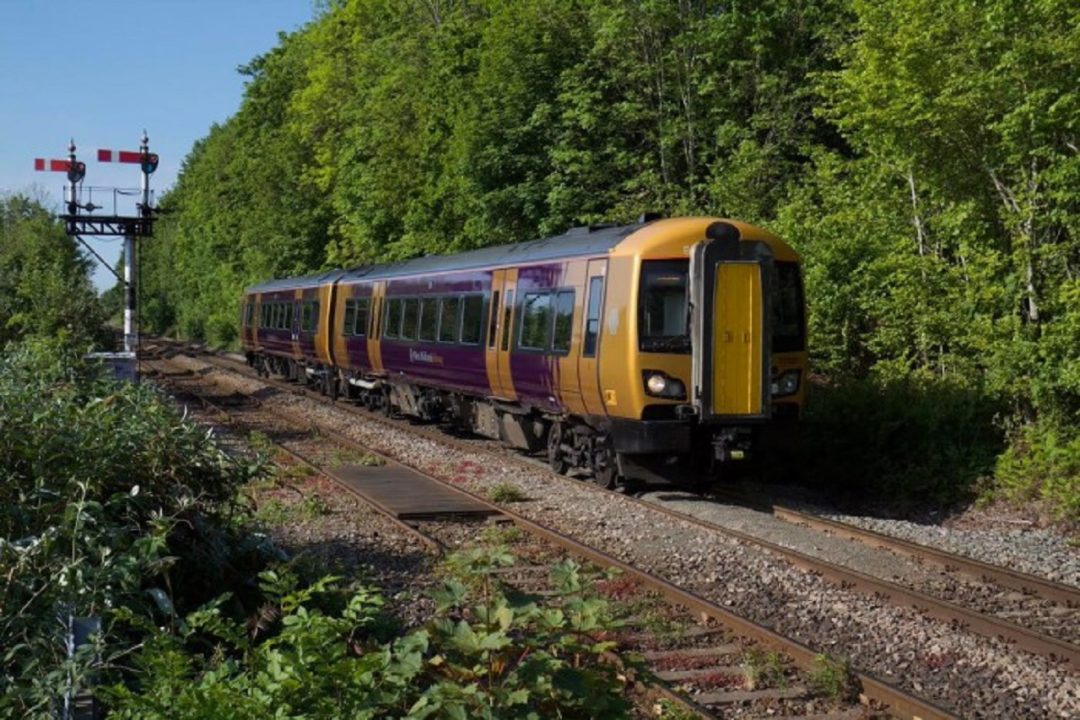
<box><xmin>496</xmin><ymin>268</ymin><xmax>518</xmax><ymax>400</ymax></box>
<box><xmin>316</xmin><ymin>281</ymin><xmax>336</xmax><ymax>367</ymax></box>
<box><xmin>690</xmin><ymin>225</ymin><xmax>771</xmax><ymax>419</ymax></box>
<box><xmin>251</xmin><ymin>295</ymin><xmax>262</xmax><ymax>352</ymax></box>
<box><xmin>577</xmin><ymin>259</ymin><xmax>608</xmax><ymax>418</ymax></box>
<box><xmin>485</xmin><ymin>269</ymin><xmax>518</xmax><ymax>400</ymax></box>
<box><xmin>290</xmin><ymin>293</ymin><xmax>301</xmax><ymax>357</ymax></box>
<box><xmin>555</xmin><ymin>260</ymin><xmax>586</xmax><ymax>414</ymax></box>
<box><xmin>368</xmin><ymin>281</ymin><xmax>386</xmax><ymax>374</ymax></box>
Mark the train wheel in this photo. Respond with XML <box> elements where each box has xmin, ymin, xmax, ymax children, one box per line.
<box><xmin>591</xmin><ymin>436</ymin><xmax>618</xmax><ymax>489</ymax></box>
<box><xmin>547</xmin><ymin>422</ymin><xmax>569</xmax><ymax>474</ymax></box>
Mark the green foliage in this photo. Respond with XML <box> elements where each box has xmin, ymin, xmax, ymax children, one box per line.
<box><xmin>994</xmin><ymin>423</ymin><xmax>1080</xmax><ymax>521</ymax></box>
<box><xmin>808</xmin><ymin>654</ymin><xmax>856</xmax><ymax>702</ymax></box>
<box><xmin>0</xmin><ymin>339</ymin><xmax>266</xmax><ymax>717</ymax></box>
<box><xmin>0</xmin><ymin>194</ymin><xmax>106</xmax><ymax>347</ymax></box>
<box><xmin>741</xmin><ymin>647</ymin><xmax>788</xmax><ymax>690</ymax></box>
<box><xmin>0</xmin><ymin>342</ymin><xmax>630</xmax><ymax>717</ymax></box>
<box><xmin>141</xmin><ymin>0</ymin><xmax>1079</xmax><ymax>516</ymax></box>
<box><xmin>105</xmin><ymin>547</ymin><xmax>630</xmax><ymax>719</ymax></box>
<box><xmin>796</xmin><ymin>376</ymin><xmax>1004</xmax><ymax>508</ymax></box>
<box><xmin>488</xmin><ymin>482</ymin><xmax>528</xmax><ymax>503</ymax></box>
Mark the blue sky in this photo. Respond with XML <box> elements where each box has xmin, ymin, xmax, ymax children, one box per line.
<box><xmin>0</xmin><ymin>0</ymin><xmax>318</xmax><ymax>290</ymax></box>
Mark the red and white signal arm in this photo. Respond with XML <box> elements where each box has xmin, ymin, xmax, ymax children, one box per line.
<box><xmin>98</xmin><ymin>148</ymin><xmax>158</xmax><ymax>174</ymax></box>
<box><xmin>33</xmin><ymin>158</ymin><xmax>85</xmax><ymax>182</ymax></box>
<box><xmin>96</xmin><ymin>149</ymin><xmax>143</xmax><ymax>164</ymax></box>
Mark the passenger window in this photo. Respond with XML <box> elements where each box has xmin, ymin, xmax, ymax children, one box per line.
<box><xmin>501</xmin><ymin>290</ymin><xmax>514</xmax><ymax>351</ymax></box>
<box><xmin>286</xmin><ymin>303</ymin><xmax>294</xmax><ymax>331</ymax></box>
<box><xmin>401</xmin><ymin>298</ymin><xmax>419</xmax><ymax>341</ymax></box>
<box><xmin>302</xmin><ymin>302</ymin><xmax>313</xmax><ymax>332</ymax></box>
<box><xmin>438</xmin><ymin>297</ymin><xmax>461</xmax><ymax>342</ymax></box>
<box><xmin>552</xmin><ymin>290</ymin><xmax>574</xmax><ymax>352</ymax></box>
<box><xmin>419</xmin><ymin>297</ymin><xmax>438</xmax><ymax>342</ymax></box>
<box><xmin>343</xmin><ymin>300</ymin><xmax>356</xmax><ymax>336</ymax></box>
<box><xmin>488</xmin><ymin>291</ymin><xmax>501</xmax><ymax>348</ymax></box>
<box><xmin>461</xmin><ymin>295</ymin><xmax>484</xmax><ymax>344</ymax></box>
<box><xmin>583</xmin><ymin>276</ymin><xmax>604</xmax><ymax>357</ymax></box>
<box><xmin>519</xmin><ymin>293</ymin><xmax>552</xmax><ymax>350</ymax></box>
<box><xmin>384</xmin><ymin>298</ymin><xmax>402</xmax><ymax>339</ymax></box>
<box><xmin>355</xmin><ymin>297</ymin><xmax>369</xmax><ymax>336</ymax></box>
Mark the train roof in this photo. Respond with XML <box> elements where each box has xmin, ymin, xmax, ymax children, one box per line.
<box><xmin>339</xmin><ymin>222</ymin><xmax>645</xmax><ymax>283</ymax></box>
<box><xmin>245</xmin><ymin>269</ymin><xmax>347</xmax><ymax>294</ymax></box>
<box><xmin>245</xmin><ymin>221</ymin><xmax>651</xmax><ymax>293</ymax></box>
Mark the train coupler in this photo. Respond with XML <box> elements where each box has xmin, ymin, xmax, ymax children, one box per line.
<box><xmin>712</xmin><ymin>428</ymin><xmax>753</xmax><ymax>462</ymax></box>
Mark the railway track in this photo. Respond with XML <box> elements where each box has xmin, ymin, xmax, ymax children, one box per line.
<box><xmin>144</xmin><ymin>347</ymin><xmax>951</xmax><ymax>720</ymax></box>
<box><xmin>145</xmin><ymin>343</ymin><xmax>1080</xmax><ymax>716</ymax></box>
<box><xmin>170</xmin><ymin>345</ymin><xmax>1080</xmax><ymax>650</ymax></box>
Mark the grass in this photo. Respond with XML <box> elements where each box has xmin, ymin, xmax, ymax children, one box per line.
<box><xmin>247</xmin><ymin>430</ymin><xmax>275</xmax><ymax>453</ymax></box>
<box><xmin>481</xmin><ymin>524</ymin><xmax>525</xmax><ymax>545</ymax></box>
<box><xmin>488</xmin><ymin>482</ymin><xmax>528</xmax><ymax>503</ymax></box>
<box><xmin>651</xmin><ymin>698</ymin><xmax>701</xmax><ymax>720</ymax></box>
<box><xmin>297</xmin><ymin>493</ymin><xmax>331</xmax><ymax>519</ymax></box>
<box><xmin>809</xmin><ymin>653</ymin><xmax>856</xmax><ymax>701</ymax></box>
<box><xmin>254</xmin><ymin>493</ymin><xmax>331</xmax><ymax>527</ymax></box>
<box><xmin>741</xmin><ymin>647</ymin><xmax>788</xmax><ymax>690</ymax></box>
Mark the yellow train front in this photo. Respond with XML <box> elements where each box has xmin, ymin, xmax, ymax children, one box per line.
<box><xmin>240</xmin><ymin>216</ymin><xmax>807</xmax><ymax>488</ymax></box>
<box><xmin>586</xmin><ymin>217</ymin><xmax>807</xmax><ymax>485</ymax></box>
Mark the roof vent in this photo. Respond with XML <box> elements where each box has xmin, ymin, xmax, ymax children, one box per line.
<box><xmin>567</xmin><ymin>222</ymin><xmax>618</xmax><ymax>235</ymax></box>
<box><xmin>637</xmin><ymin>212</ymin><xmax>663</xmax><ymax>223</ymax></box>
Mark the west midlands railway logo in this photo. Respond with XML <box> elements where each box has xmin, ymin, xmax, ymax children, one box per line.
<box><xmin>409</xmin><ymin>349</ymin><xmax>444</xmax><ymax>366</ymax></box>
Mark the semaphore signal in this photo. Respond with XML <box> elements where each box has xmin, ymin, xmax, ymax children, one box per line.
<box><xmin>32</xmin><ymin>132</ymin><xmax>160</xmax><ymax>357</ymax></box>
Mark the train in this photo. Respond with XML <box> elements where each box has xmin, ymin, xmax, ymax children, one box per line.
<box><xmin>240</xmin><ymin>216</ymin><xmax>807</xmax><ymax>487</ymax></box>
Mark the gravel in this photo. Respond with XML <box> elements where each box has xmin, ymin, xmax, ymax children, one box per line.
<box><xmin>810</xmin><ymin>509</ymin><xmax>1080</xmax><ymax>588</ymax></box>
<box><xmin>166</xmin><ymin>354</ymin><xmax>1080</xmax><ymax>718</ymax></box>
<box><xmin>639</xmin><ymin>490</ymin><xmax>1080</xmax><ymax>645</ymax></box>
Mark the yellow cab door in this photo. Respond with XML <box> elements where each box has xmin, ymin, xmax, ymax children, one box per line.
<box><xmin>690</xmin><ymin>222</ymin><xmax>770</xmax><ymax>420</ymax></box>
<box><xmin>711</xmin><ymin>263</ymin><xmax>763</xmax><ymax>415</ymax></box>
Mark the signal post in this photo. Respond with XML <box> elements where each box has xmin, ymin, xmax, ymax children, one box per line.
<box><xmin>34</xmin><ymin>133</ymin><xmax>159</xmax><ymax>363</ymax></box>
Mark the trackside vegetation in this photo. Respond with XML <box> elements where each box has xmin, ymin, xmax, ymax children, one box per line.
<box><xmin>0</xmin><ymin>342</ymin><xmax>629</xmax><ymax>718</ymax></box>
<box><xmin>140</xmin><ymin>0</ymin><xmax>1077</xmax><ymax>519</ymax></box>
<box><xmin>0</xmin><ymin>195</ymin><xmax>107</xmax><ymax>347</ymax></box>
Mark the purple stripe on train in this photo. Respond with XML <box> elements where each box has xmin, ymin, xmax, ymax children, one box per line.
<box><xmin>380</xmin><ymin>341</ymin><xmax>490</xmax><ymax>396</ymax></box>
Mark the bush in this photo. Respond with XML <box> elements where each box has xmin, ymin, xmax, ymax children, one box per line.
<box><xmin>793</xmin><ymin>374</ymin><xmax>1005</xmax><ymax>509</ymax></box>
<box><xmin>994</xmin><ymin>423</ymin><xmax>1080</xmax><ymax>523</ymax></box>
<box><xmin>0</xmin><ymin>340</ymin><xmax>631</xmax><ymax>718</ymax></box>
<box><xmin>0</xmin><ymin>339</ymin><xmax>265</xmax><ymax>717</ymax></box>
<box><xmin>105</xmin><ymin>549</ymin><xmax>631</xmax><ymax>719</ymax></box>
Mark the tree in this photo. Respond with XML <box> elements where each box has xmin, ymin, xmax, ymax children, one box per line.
<box><xmin>0</xmin><ymin>194</ymin><xmax>105</xmax><ymax>347</ymax></box>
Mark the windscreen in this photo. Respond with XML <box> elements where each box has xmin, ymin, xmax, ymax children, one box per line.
<box><xmin>772</xmin><ymin>261</ymin><xmax>805</xmax><ymax>352</ymax></box>
<box><xmin>638</xmin><ymin>260</ymin><xmax>690</xmax><ymax>354</ymax></box>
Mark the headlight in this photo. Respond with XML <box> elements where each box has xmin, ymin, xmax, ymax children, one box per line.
<box><xmin>646</xmin><ymin>374</ymin><xmax>668</xmax><ymax>394</ymax></box>
<box><xmin>770</xmin><ymin>370</ymin><xmax>801</xmax><ymax>397</ymax></box>
<box><xmin>643</xmin><ymin>371</ymin><xmax>687</xmax><ymax>399</ymax></box>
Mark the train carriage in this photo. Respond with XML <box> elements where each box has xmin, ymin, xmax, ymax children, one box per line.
<box><xmin>241</xmin><ymin>216</ymin><xmax>807</xmax><ymax>486</ymax></box>
<box><xmin>240</xmin><ymin>270</ymin><xmax>344</xmax><ymax>385</ymax></box>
